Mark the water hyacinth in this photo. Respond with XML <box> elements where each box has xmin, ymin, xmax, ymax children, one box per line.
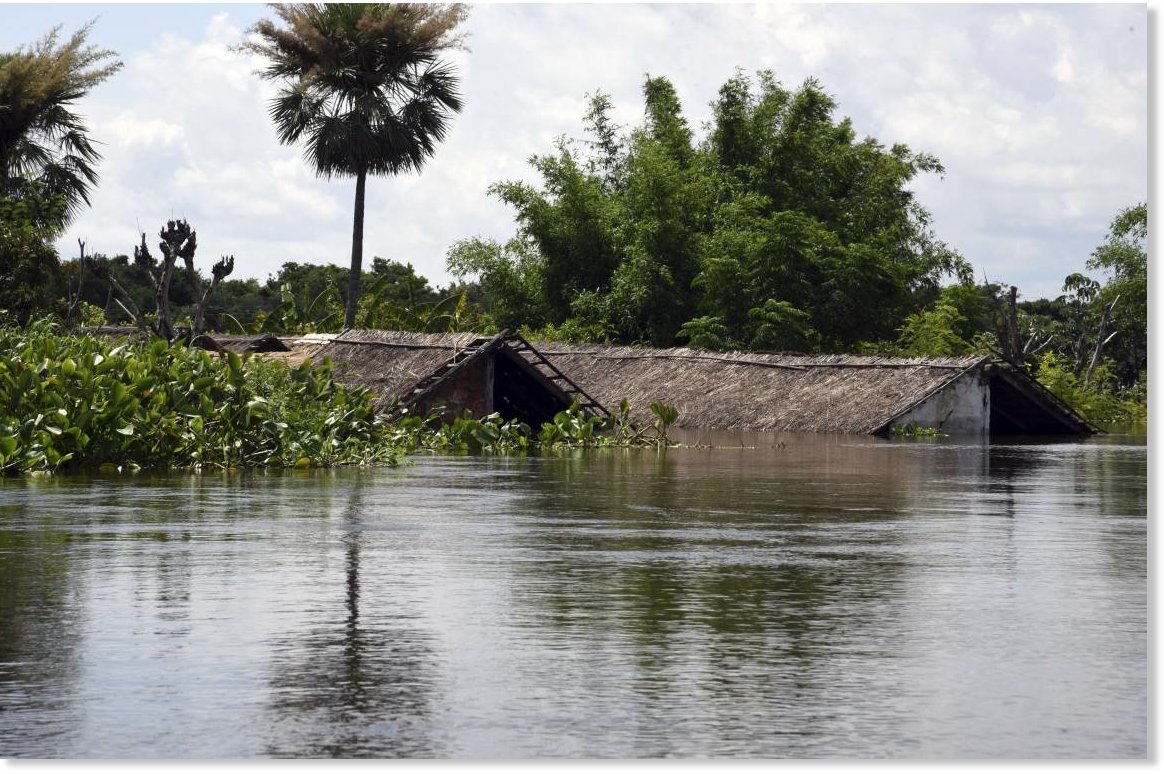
<box><xmin>0</xmin><ymin>319</ymin><xmax>402</xmax><ymax>473</ymax></box>
<box><xmin>386</xmin><ymin>398</ymin><xmax>678</xmax><ymax>455</ymax></box>
<box><xmin>0</xmin><ymin>321</ymin><xmax>681</xmax><ymax>474</ymax></box>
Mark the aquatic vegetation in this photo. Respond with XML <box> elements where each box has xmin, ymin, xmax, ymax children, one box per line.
<box><xmin>0</xmin><ymin>319</ymin><xmax>401</xmax><ymax>473</ymax></box>
<box><xmin>385</xmin><ymin>398</ymin><xmax>679</xmax><ymax>455</ymax></box>
<box><xmin>0</xmin><ymin>321</ymin><xmax>681</xmax><ymax>473</ymax></box>
<box><xmin>890</xmin><ymin>421</ymin><xmax>943</xmax><ymax>438</ymax></box>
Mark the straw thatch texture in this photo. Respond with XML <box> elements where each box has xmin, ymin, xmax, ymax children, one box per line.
<box><xmin>312</xmin><ymin>330</ymin><xmax>487</xmax><ymax>411</ymax></box>
<box><xmin>532</xmin><ymin>343</ymin><xmax>989</xmax><ymax>434</ymax></box>
<box><xmin>210</xmin><ymin>333</ymin><xmax>289</xmax><ymax>353</ymax></box>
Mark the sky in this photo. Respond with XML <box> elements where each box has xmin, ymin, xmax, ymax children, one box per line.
<box><xmin>0</xmin><ymin>2</ymin><xmax>1150</xmax><ymax>300</ymax></box>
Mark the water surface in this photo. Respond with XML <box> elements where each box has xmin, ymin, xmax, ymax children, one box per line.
<box><xmin>0</xmin><ymin>433</ymin><xmax>1147</xmax><ymax>758</ymax></box>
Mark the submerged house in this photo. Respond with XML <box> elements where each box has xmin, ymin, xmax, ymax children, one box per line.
<box><xmin>309</xmin><ymin>329</ymin><xmax>608</xmax><ymax>427</ymax></box>
<box><xmin>531</xmin><ymin>344</ymin><xmax>1097</xmax><ymax>437</ymax></box>
<box><xmin>216</xmin><ymin>323</ymin><xmax>1089</xmax><ymax>435</ymax></box>
<box><xmin>92</xmin><ymin>326</ymin><xmax>1095</xmax><ymax>437</ymax></box>
<box><xmin>304</xmin><ymin>331</ymin><xmax>1093</xmax><ymax>437</ymax></box>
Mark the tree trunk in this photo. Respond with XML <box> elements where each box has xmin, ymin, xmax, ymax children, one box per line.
<box><xmin>345</xmin><ymin>168</ymin><xmax>368</xmax><ymax>330</ymax></box>
<box><xmin>1084</xmin><ymin>295</ymin><xmax>1119</xmax><ymax>387</ymax></box>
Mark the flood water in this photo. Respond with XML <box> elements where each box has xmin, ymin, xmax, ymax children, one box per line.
<box><xmin>0</xmin><ymin>432</ymin><xmax>1147</xmax><ymax>759</ymax></box>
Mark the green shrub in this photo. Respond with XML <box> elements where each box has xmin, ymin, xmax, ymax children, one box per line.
<box><xmin>1035</xmin><ymin>351</ymin><xmax>1147</xmax><ymax>428</ymax></box>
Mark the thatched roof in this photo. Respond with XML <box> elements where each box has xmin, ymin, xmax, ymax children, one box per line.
<box><xmin>211</xmin><ymin>333</ymin><xmax>289</xmax><ymax>353</ymax></box>
<box><xmin>311</xmin><ymin>329</ymin><xmax>492</xmax><ymax>412</ymax></box>
<box><xmin>306</xmin><ymin>331</ymin><xmax>1094</xmax><ymax>435</ymax></box>
<box><xmin>80</xmin><ymin>325</ymin><xmax>149</xmax><ymax>340</ymax></box>
<box><xmin>531</xmin><ymin>342</ymin><xmax>991</xmax><ymax>434</ymax></box>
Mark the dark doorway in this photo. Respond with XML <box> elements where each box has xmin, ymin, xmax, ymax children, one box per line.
<box><xmin>492</xmin><ymin>350</ymin><xmax>573</xmax><ymax>428</ymax></box>
<box><xmin>988</xmin><ymin>368</ymin><xmax>1095</xmax><ymax>436</ymax></box>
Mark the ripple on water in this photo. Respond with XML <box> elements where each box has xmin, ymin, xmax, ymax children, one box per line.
<box><xmin>0</xmin><ymin>437</ymin><xmax>1147</xmax><ymax>758</ymax></box>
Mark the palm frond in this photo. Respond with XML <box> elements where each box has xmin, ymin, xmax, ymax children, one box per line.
<box><xmin>0</xmin><ymin>20</ymin><xmax>121</xmax><ymax>226</ymax></box>
<box><xmin>246</xmin><ymin>3</ymin><xmax>467</xmax><ymax>180</ymax></box>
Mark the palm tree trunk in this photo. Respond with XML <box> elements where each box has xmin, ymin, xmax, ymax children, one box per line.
<box><xmin>345</xmin><ymin>168</ymin><xmax>368</xmax><ymax>330</ymax></box>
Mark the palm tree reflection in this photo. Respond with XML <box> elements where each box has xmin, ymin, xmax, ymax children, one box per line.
<box><xmin>265</xmin><ymin>473</ymin><xmax>439</xmax><ymax>758</ymax></box>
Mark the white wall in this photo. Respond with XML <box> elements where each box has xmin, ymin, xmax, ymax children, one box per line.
<box><xmin>890</xmin><ymin>369</ymin><xmax>990</xmax><ymax>436</ymax></box>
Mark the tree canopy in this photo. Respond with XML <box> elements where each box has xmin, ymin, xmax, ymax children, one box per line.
<box><xmin>0</xmin><ymin>22</ymin><xmax>121</xmax><ymax>228</ymax></box>
<box><xmin>0</xmin><ymin>22</ymin><xmax>119</xmax><ymax>324</ymax></box>
<box><xmin>448</xmin><ymin>70</ymin><xmax>970</xmax><ymax>350</ymax></box>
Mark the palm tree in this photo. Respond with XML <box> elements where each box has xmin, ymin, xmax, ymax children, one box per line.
<box><xmin>243</xmin><ymin>3</ymin><xmax>468</xmax><ymax>329</ymax></box>
<box><xmin>0</xmin><ymin>22</ymin><xmax>121</xmax><ymax>232</ymax></box>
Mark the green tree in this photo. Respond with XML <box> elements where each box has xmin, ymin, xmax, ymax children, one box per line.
<box><xmin>455</xmin><ymin>70</ymin><xmax>966</xmax><ymax>351</ymax></box>
<box><xmin>1086</xmin><ymin>203</ymin><xmax>1146</xmax><ymax>387</ymax></box>
<box><xmin>605</xmin><ymin>76</ymin><xmax>709</xmax><ymax>345</ymax></box>
<box><xmin>0</xmin><ymin>22</ymin><xmax>121</xmax><ymax>226</ymax></box>
<box><xmin>368</xmin><ymin>256</ymin><xmax>438</xmax><ymax>305</ymax></box>
<box><xmin>0</xmin><ymin>188</ymin><xmax>66</xmax><ymax>323</ymax></box>
<box><xmin>697</xmin><ymin>71</ymin><xmax>968</xmax><ymax>350</ymax></box>
<box><xmin>447</xmin><ymin>236</ymin><xmax>550</xmax><ymax>331</ymax></box>
<box><xmin>244</xmin><ymin>3</ymin><xmax>468</xmax><ymax>330</ymax></box>
<box><xmin>895</xmin><ymin>297</ymin><xmax>970</xmax><ymax>357</ymax></box>
<box><xmin>489</xmin><ymin>142</ymin><xmax>620</xmax><ymax>322</ymax></box>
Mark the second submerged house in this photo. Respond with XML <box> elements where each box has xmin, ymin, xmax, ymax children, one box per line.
<box><xmin>533</xmin><ymin>343</ymin><xmax>1097</xmax><ymax>437</ymax></box>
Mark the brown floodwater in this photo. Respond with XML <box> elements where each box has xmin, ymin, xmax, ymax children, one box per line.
<box><xmin>0</xmin><ymin>432</ymin><xmax>1147</xmax><ymax>758</ymax></box>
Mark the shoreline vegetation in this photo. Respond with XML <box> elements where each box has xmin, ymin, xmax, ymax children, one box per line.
<box><xmin>0</xmin><ymin>321</ymin><xmax>1144</xmax><ymax>476</ymax></box>
<box><xmin>0</xmin><ymin>321</ymin><xmax>679</xmax><ymax>475</ymax></box>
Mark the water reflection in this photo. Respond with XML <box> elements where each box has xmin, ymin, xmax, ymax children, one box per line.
<box><xmin>263</xmin><ymin>474</ymin><xmax>440</xmax><ymax>758</ymax></box>
<box><xmin>0</xmin><ymin>478</ymin><xmax>86</xmax><ymax>756</ymax></box>
<box><xmin>0</xmin><ymin>434</ymin><xmax>1147</xmax><ymax>759</ymax></box>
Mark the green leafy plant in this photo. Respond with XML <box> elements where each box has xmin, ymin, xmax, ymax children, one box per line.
<box><xmin>890</xmin><ymin>420</ymin><xmax>943</xmax><ymax>438</ymax></box>
<box><xmin>649</xmin><ymin>401</ymin><xmax>679</xmax><ymax>446</ymax></box>
<box><xmin>1034</xmin><ymin>351</ymin><xmax>1146</xmax><ymax>429</ymax></box>
<box><xmin>383</xmin><ymin>399</ymin><xmax>680</xmax><ymax>455</ymax></box>
<box><xmin>0</xmin><ymin>319</ymin><xmax>402</xmax><ymax>473</ymax></box>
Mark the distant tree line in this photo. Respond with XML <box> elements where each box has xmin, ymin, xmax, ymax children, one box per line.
<box><xmin>58</xmin><ymin>250</ymin><xmax>474</xmax><ymax>335</ymax></box>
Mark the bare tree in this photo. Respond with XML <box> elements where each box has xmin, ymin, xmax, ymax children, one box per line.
<box><xmin>91</xmin><ymin>219</ymin><xmax>234</xmax><ymax>341</ymax></box>
<box><xmin>987</xmin><ymin>283</ymin><xmax>1053</xmax><ymax>370</ymax></box>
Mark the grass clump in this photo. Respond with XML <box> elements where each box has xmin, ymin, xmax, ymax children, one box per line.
<box><xmin>385</xmin><ymin>399</ymin><xmax>679</xmax><ymax>455</ymax></box>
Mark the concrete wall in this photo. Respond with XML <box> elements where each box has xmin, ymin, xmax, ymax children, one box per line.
<box><xmin>888</xmin><ymin>369</ymin><xmax>990</xmax><ymax>436</ymax></box>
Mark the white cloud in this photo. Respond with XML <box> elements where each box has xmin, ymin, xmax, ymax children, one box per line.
<box><xmin>1052</xmin><ymin>47</ymin><xmax>1075</xmax><ymax>84</ymax></box>
<box><xmin>105</xmin><ymin>115</ymin><xmax>185</xmax><ymax>149</ymax></box>
<box><xmin>26</xmin><ymin>3</ymin><xmax>1144</xmax><ymax>302</ymax></box>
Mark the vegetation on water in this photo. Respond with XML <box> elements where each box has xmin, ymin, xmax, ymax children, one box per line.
<box><xmin>0</xmin><ymin>14</ymin><xmax>1146</xmax><ymax>452</ymax></box>
<box><xmin>387</xmin><ymin>398</ymin><xmax>678</xmax><ymax>455</ymax></box>
<box><xmin>0</xmin><ymin>320</ymin><xmax>400</xmax><ymax>473</ymax></box>
<box><xmin>0</xmin><ymin>322</ymin><xmax>679</xmax><ymax>474</ymax></box>
<box><xmin>890</xmin><ymin>421</ymin><xmax>944</xmax><ymax>439</ymax></box>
